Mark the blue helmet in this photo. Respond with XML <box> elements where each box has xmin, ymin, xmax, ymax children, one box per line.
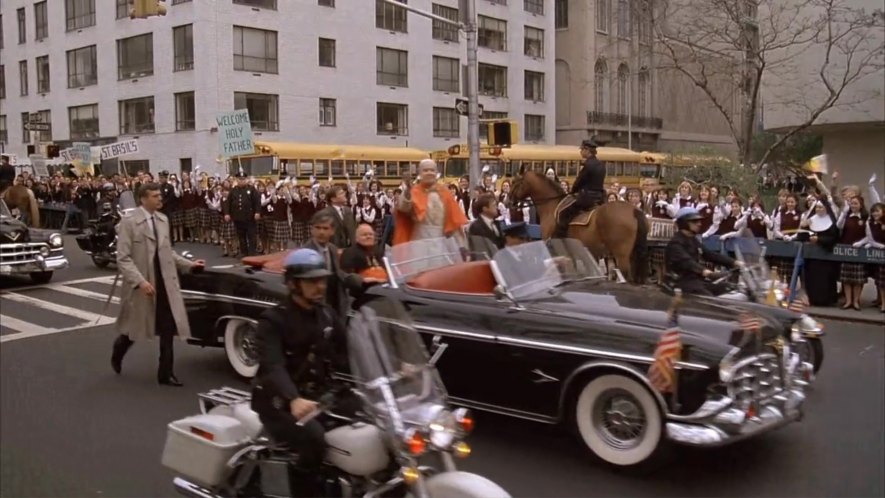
<box><xmin>283</xmin><ymin>248</ymin><xmax>332</xmax><ymax>280</ymax></box>
<box><xmin>675</xmin><ymin>206</ymin><xmax>703</xmax><ymax>222</ymax></box>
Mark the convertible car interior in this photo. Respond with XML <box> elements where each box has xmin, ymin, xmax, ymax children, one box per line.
<box><xmin>406</xmin><ymin>261</ymin><xmax>497</xmax><ymax>296</ymax></box>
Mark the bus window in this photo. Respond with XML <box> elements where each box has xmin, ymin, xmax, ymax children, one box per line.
<box><xmin>240</xmin><ymin>156</ymin><xmax>275</xmax><ymax>176</ymax></box>
<box><xmin>568</xmin><ymin>161</ymin><xmax>579</xmax><ymax>177</ymax></box>
<box><xmin>555</xmin><ymin>161</ymin><xmax>566</xmax><ymax>178</ymax></box>
<box><xmin>298</xmin><ymin>160</ymin><xmax>314</xmax><ymax>176</ymax></box>
<box><xmin>640</xmin><ymin>164</ymin><xmax>660</xmax><ymax>178</ymax></box>
<box><xmin>509</xmin><ymin>160</ymin><xmax>522</xmax><ymax>176</ymax></box>
<box><xmin>606</xmin><ymin>163</ymin><xmax>617</xmax><ymax>176</ymax></box>
<box><xmin>283</xmin><ymin>160</ymin><xmax>297</xmax><ymax>175</ymax></box>
<box><xmin>370</xmin><ymin>161</ymin><xmax>384</xmax><ymax>177</ymax></box>
<box><xmin>623</xmin><ymin>163</ymin><xmax>639</xmax><ymax>177</ymax></box>
<box><xmin>445</xmin><ymin>158</ymin><xmax>468</xmax><ymax>178</ymax></box>
<box><xmin>531</xmin><ymin>161</ymin><xmax>543</xmax><ymax>173</ymax></box>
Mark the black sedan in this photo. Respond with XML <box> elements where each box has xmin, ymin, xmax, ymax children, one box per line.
<box><xmin>180</xmin><ymin>239</ymin><xmax>813</xmax><ymax>467</ymax></box>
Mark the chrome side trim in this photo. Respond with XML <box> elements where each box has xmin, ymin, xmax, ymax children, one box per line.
<box><xmin>449</xmin><ymin>396</ymin><xmax>557</xmax><ymax>424</ymax></box>
<box><xmin>181</xmin><ymin>289</ymin><xmax>277</xmax><ymax>308</ymax></box>
<box><xmin>414</xmin><ymin>324</ymin><xmax>496</xmax><ymax>343</ymax></box>
<box><xmin>557</xmin><ymin>360</ymin><xmax>669</xmax><ymax>421</ymax></box>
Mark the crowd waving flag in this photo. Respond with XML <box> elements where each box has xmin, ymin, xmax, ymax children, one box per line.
<box><xmin>648</xmin><ymin>292</ymin><xmax>684</xmax><ymax>394</ymax></box>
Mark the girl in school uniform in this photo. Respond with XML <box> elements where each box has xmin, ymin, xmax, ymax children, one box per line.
<box><xmin>206</xmin><ymin>185</ymin><xmax>223</xmax><ymax>246</ymax></box>
<box><xmin>180</xmin><ymin>180</ymin><xmax>201</xmax><ymax>243</ymax></box>
<box><xmin>695</xmin><ymin>186</ymin><xmax>716</xmax><ymax>235</ymax></box>
<box><xmin>772</xmin><ymin>193</ymin><xmax>803</xmax><ymax>282</ymax></box>
<box><xmin>268</xmin><ymin>185</ymin><xmax>291</xmax><ymax>254</ymax></box>
<box><xmin>219</xmin><ymin>186</ymin><xmax>238</xmax><ymax>257</ymax></box>
<box><xmin>258</xmin><ymin>182</ymin><xmax>273</xmax><ymax>254</ymax></box>
<box><xmin>735</xmin><ymin>200</ymin><xmax>773</xmax><ymax>238</ymax></box>
<box><xmin>671</xmin><ymin>181</ymin><xmax>695</xmax><ymax>210</ymax></box>
<box><xmin>860</xmin><ymin>202</ymin><xmax>885</xmax><ymax>312</ymax></box>
<box><xmin>837</xmin><ymin>195</ymin><xmax>869</xmax><ymax>310</ymax></box>
<box><xmin>705</xmin><ymin>198</ymin><xmax>744</xmax><ymax>239</ymax></box>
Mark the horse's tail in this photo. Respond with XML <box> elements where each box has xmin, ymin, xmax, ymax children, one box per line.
<box><xmin>630</xmin><ymin>208</ymin><xmax>649</xmax><ymax>284</ymax></box>
<box><xmin>27</xmin><ymin>188</ymin><xmax>40</xmax><ymax>228</ymax></box>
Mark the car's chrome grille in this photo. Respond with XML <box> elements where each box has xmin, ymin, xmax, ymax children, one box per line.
<box><xmin>727</xmin><ymin>353</ymin><xmax>783</xmax><ymax>408</ymax></box>
<box><xmin>1</xmin><ymin>243</ymin><xmax>46</xmax><ymax>264</ymax></box>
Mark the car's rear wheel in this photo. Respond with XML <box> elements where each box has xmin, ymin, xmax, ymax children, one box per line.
<box><xmin>574</xmin><ymin>374</ymin><xmax>663</xmax><ymax>466</ymax></box>
<box><xmin>29</xmin><ymin>271</ymin><xmax>53</xmax><ymax>284</ymax></box>
<box><xmin>224</xmin><ymin>319</ymin><xmax>259</xmax><ymax>378</ymax></box>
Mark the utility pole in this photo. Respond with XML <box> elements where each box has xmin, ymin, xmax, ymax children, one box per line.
<box><xmin>381</xmin><ymin>0</ymin><xmax>481</xmax><ymax>186</ymax></box>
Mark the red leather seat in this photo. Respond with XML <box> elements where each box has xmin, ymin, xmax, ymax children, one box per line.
<box><xmin>407</xmin><ymin>261</ymin><xmax>497</xmax><ymax>295</ymax></box>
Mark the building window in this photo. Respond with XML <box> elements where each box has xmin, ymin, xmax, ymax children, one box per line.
<box><xmin>525</xmin><ymin>71</ymin><xmax>544</xmax><ymax>101</ymax></box>
<box><xmin>119</xmin><ymin>96</ymin><xmax>155</xmax><ymax>135</ymax></box>
<box><xmin>376</xmin><ymin>0</ymin><xmax>407</xmax><ymax>32</ymax></box>
<box><xmin>36</xmin><ymin>56</ymin><xmax>50</xmax><ymax>94</ymax></box>
<box><xmin>17</xmin><ymin>8</ymin><xmax>26</xmax><ymax>44</ymax></box>
<box><xmin>524</xmin><ymin>26</ymin><xmax>544</xmax><ymax>58</ymax></box>
<box><xmin>594</xmin><ymin>59</ymin><xmax>608</xmax><ymax>112</ymax></box>
<box><xmin>638</xmin><ymin>68</ymin><xmax>649</xmax><ymax>118</ymax></box>
<box><xmin>525</xmin><ymin>114</ymin><xmax>544</xmax><ymax>141</ymax></box>
<box><xmin>179</xmin><ymin>158</ymin><xmax>193</xmax><ymax>173</ymax></box>
<box><xmin>432</xmin><ymin>56</ymin><xmax>460</xmax><ymax>92</ymax></box>
<box><xmin>233</xmin><ymin>26</ymin><xmax>278</xmax><ymax>74</ymax></box>
<box><xmin>1</xmin><ymin>15</ymin><xmax>4</xmax><ymax>49</ymax></box>
<box><xmin>35</xmin><ymin>2</ymin><xmax>49</xmax><ymax>41</ymax></box>
<box><xmin>172</xmin><ymin>25</ymin><xmax>194</xmax><ymax>72</ymax></box>
<box><xmin>555</xmin><ymin>0</ymin><xmax>568</xmax><ymax>28</ymax></box>
<box><xmin>67</xmin><ymin>45</ymin><xmax>98</xmax><ymax>88</ymax></box>
<box><xmin>120</xmin><ymin>160</ymin><xmax>149</xmax><ymax>176</ymax></box>
<box><xmin>596</xmin><ymin>0</ymin><xmax>610</xmax><ymax>33</ymax></box>
<box><xmin>617</xmin><ymin>0</ymin><xmax>631</xmax><ymax>39</ymax></box>
<box><xmin>117</xmin><ymin>33</ymin><xmax>154</xmax><ymax>80</ymax></box>
<box><xmin>319</xmin><ymin>98</ymin><xmax>336</xmax><ymax>126</ymax></box>
<box><xmin>175</xmin><ymin>92</ymin><xmax>195</xmax><ymax>131</ymax></box>
<box><xmin>376</xmin><ymin>47</ymin><xmax>408</xmax><ymax>87</ymax></box>
<box><xmin>319</xmin><ymin>0</ymin><xmax>335</xmax><ymax>6</ymax></box>
<box><xmin>433</xmin><ymin>107</ymin><xmax>459</xmax><ymax>138</ymax></box>
<box><xmin>479</xmin><ymin>63</ymin><xmax>507</xmax><ymax>97</ymax></box>
<box><xmin>638</xmin><ymin>0</ymin><xmax>652</xmax><ymax>45</ymax></box>
<box><xmin>0</xmin><ymin>116</ymin><xmax>7</xmax><ymax>145</ymax></box>
<box><xmin>432</xmin><ymin>4</ymin><xmax>459</xmax><ymax>42</ymax></box>
<box><xmin>479</xmin><ymin>111</ymin><xmax>507</xmax><ymax>141</ymax></box>
<box><xmin>233</xmin><ymin>0</ymin><xmax>277</xmax><ymax>9</ymax></box>
<box><xmin>377</xmin><ymin>103</ymin><xmax>408</xmax><ymax>135</ymax></box>
<box><xmin>19</xmin><ymin>61</ymin><xmax>28</xmax><ymax>96</ymax></box>
<box><xmin>617</xmin><ymin>63</ymin><xmax>629</xmax><ymax>114</ymax></box>
<box><xmin>69</xmin><ymin>104</ymin><xmax>99</xmax><ymax>140</ymax></box>
<box><xmin>318</xmin><ymin>38</ymin><xmax>336</xmax><ymax>67</ymax></box>
<box><xmin>478</xmin><ymin>16</ymin><xmax>507</xmax><ymax>51</ymax></box>
<box><xmin>234</xmin><ymin>92</ymin><xmax>279</xmax><ymax>131</ymax></box>
<box><xmin>21</xmin><ymin>113</ymin><xmax>29</xmax><ymax>143</ymax></box>
<box><xmin>33</xmin><ymin>110</ymin><xmax>52</xmax><ymax>142</ymax></box>
<box><xmin>524</xmin><ymin>0</ymin><xmax>543</xmax><ymax>15</ymax></box>
<box><xmin>66</xmin><ymin>0</ymin><xmax>96</xmax><ymax>31</ymax></box>
<box><xmin>116</xmin><ymin>0</ymin><xmax>131</xmax><ymax>19</ymax></box>
<box><xmin>0</xmin><ymin>66</ymin><xmax>5</xmax><ymax>99</ymax></box>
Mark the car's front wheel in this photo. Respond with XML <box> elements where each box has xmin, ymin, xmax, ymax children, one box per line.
<box><xmin>224</xmin><ymin>319</ymin><xmax>259</xmax><ymax>378</ymax></box>
<box><xmin>29</xmin><ymin>271</ymin><xmax>53</xmax><ymax>284</ymax></box>
<box><xmin>574</xmin><ymin>374</ymin><xmax>663</xmax><ymax>466</ymax></box>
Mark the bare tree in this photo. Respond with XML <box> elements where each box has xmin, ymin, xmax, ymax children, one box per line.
<box><xmin>651</xmin><ymin>0</ymin><xmax>884</xmax><ymax>169</ymax></box>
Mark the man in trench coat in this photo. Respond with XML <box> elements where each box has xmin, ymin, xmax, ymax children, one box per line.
<box><xmin>111</xmin><ymin>183</ymin><xmax>205</xmax><ymax>386</ymax></box>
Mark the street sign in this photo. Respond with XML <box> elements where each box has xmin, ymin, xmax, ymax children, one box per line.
<box><xmin>99</xmin><ymin>139</ymin><xmax>140</xmax><ymax>160</ymax></box>
<box><xmin>23</xmin><ymin>122</ymin><xmax>51</xmax><ymax>132</ymax></box>
<box><xmin>216</xmin><ymin>109</ymin><xmax>254</xmax><ymax>158</ymax></box>
<box><xmin>28</xmin><ymin>112</ymin><xmax>42</xmax><ymax>123</ymax></box>
<box><xmin>455</xmin><ymin>98</ymin><xmax>483</xmax><ymax>117</ymax></box>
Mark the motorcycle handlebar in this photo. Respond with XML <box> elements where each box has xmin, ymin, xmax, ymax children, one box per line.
<box><xmin>295</xmin><ymin>390</ymin><xmax>344</xmax><ymax>427</ymax></box>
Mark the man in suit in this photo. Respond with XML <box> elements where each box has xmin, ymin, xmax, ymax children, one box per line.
<box><xmin>468</xmin><ymin>193</ymin><xmax>504</xmax><ymax>249</ymax></box>
<box><xmin>320</xmin><ymin>186</ymin><xmax>356</xmax><ymax>249</ymax></box>
<box><xmin>303</xmin><ymin>211</ymin><xmax>381</xmax><ymax>318</ymax></box>
<box><xmin>111</xmin><ymin>183</ymin><xmax>205</xmax><ymax>386</ymax></box>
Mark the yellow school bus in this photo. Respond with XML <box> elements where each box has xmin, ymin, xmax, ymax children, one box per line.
<box><xmin>233</xmin><ymin>142</ymin><xmax>430</xmax><ymax>185</ymax></box>
<box><xmin>430</xmin><ymin>144</ymin><xmax>659</xmax><ymax>188</ymax></box>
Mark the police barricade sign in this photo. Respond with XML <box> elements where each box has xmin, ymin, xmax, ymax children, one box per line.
<box><xmin>216</xmin><ymin>110</ymin><xmax>254</xmax><ymax>158</ymax></box>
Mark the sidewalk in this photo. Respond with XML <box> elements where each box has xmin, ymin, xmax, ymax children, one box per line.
<box><xmin>807</xmin><ymin>305</ymin><xmax>885</xmax><ymax>325</ymax></box>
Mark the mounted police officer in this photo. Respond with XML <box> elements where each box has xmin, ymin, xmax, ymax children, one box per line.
<box><xmin>555</xmin><ymin>139</ymin><xmax>606</xmax><ymax>238</ymax></box>
<box><xmin>223</xmin><ymin>173</ymin><xmax>261</xmax><ymax>256</ymax></box>
<box><xmin>251</xmin><ymin>248</ymin><xmax>349</xmax><ymax>497</ymax></box>
<box><xmin>665</xmin><ymin>207</ymin><xmax>741</xmax><ymax>296</ymax></box>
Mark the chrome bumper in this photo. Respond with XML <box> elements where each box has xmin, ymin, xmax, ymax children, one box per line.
<box><xmin>0</xmin><ymin>254</ymin><xmax>69</xmax><ymax>274</ymax></box>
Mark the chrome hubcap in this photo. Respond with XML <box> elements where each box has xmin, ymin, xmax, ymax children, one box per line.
<box><xmin>592</xmin><ymin>388</ymin><xmax>647</xmax><ymax>449</ymax></box>
<box><xmin>235</xmin><ymin>324</ymin><xmax>258</xmax><ymax>367</ymax></box>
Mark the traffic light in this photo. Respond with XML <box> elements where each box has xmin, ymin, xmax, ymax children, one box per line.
<box><xmin>131</xmin><ymin>0</ymin><xmax>167</xmax><ymax>19</ymax></box>
<box><xmin>27</xmin><ymin>145</ymin><xmax>37</xmax><ymax>156</ymax></box>
<box><xmin>487</xmin><ymin>121</ymin><xmax>519</xmax><ymax>147</ymax></box>
<box><xmin>46</xmin><ymin>145</ymin><xmax>60</xmax><ymax>158</ymax></box>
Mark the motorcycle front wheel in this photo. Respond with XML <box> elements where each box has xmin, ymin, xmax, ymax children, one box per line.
<box><xmin>92</xmin><ymin>254</ymin><xmax>112</xmax><ymax>268</ymax></box>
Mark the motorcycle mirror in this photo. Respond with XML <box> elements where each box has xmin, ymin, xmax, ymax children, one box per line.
<box><xmin>181</xmin><ymin>251</ymin><xmax>195</xmax><ymax>261</ymax></box>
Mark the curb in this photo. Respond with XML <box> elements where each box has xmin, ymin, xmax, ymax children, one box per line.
<box><xmin>807</xmin><ymin>310</ymin><xmax>885</xmax><ymax>326</ymax></box>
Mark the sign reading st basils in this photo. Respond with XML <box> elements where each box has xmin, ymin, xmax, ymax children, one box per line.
<box><xmin>99</xmin><ymin>139</ymin><xmax>140</xmax><ymax>160</ymax></box>
<box><xmin>216</xmin><ymin>110</ymin><xmax>254</xmax><ymax>158</ymax></box>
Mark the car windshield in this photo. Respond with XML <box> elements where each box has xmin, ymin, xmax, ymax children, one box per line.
<box><xmin>546</xmin><ymin>238</ymin><xmax>607</xmax><ymax>280</ymax></box>
<box><xmin>0</xmin><ymin>200</ymin><xmax>11</xmax><ymax>219</ymax></box>
<box><xmin>386</xmin><ymin>237</ymin><xmax>465</xmax><ymax>285</ymax></box>
<box><xmin>347</xmin><ymin>299</ymin><xmax>448</xmax><ymax>434</ymax></box>
<box><xmin>492</xmin><ymin>241</ymin><xmax>565</xmax><ymax>298</ymax></box>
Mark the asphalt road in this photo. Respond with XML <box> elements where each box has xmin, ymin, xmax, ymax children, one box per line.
<box><xmin>1</xmin><ymin>238</ymin><xmax>883</xmax><ymax>498</ymax></box>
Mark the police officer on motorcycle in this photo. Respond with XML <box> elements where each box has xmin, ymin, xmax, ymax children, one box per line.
<box><xmin>252</xmin><ymin>248</ymin><xmax>349</xmax><ymax>497</ymax></box>
<box><xmin>555</xmin><ymin>139</ymin><xmax>606</xmax><ymax>238</ymax></box>
<box><xmin>665</xmin><ymin>207</ymin><xmax>742</xmax><ymax>296</ymax></box>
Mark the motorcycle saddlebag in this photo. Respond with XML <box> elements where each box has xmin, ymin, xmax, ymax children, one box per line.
<box><xmin>162</xmin><ymin>414</ymin><xmax>250</xmax><ymax>487</ymax></box>
<box><xmin>74</xmin><ymin>234</ymin><xmax>95</xmax><ymax>252</ymax></box>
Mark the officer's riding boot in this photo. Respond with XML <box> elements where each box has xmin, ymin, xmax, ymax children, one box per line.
<box><xmin>555</xmin><ymin>206</ymin><xmax>575</xmax><ymax>238</ymax></box>
<box><xmin>287</xmin><ymin>465</ymin><xmax>324</xmax><ymax>498</ymax></box>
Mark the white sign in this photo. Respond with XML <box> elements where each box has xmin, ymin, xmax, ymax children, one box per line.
<box><xmin>216</xmin><ymin>110</ymin><xmax>254</xmax><ymax>158</ymax></box>
<box><xmin>59</xmin><ymin>148</ymin><xmax>76</xmax><ymax>162</ymax></box>
<box><xmin>29</xmin><ymin>155</ymin><xmax>49</xmax><ymax>177</ymax></box>
<box><xmin>99</xmin><ymin>139</ymin><xmax>140</xmax><ymax>160</ymax></box>
<box><xmin>73</xmin><ymin>142</ymin><xmax>93</xmax><ymax>163</ymax></box>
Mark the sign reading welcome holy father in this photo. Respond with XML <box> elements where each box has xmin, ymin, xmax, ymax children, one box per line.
<box><xmin>216</xmin><ymin>110</ymin><xmax>254</xmax><ymax>158</ymax></box>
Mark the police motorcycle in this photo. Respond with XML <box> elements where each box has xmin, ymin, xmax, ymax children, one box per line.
<box><xmin>162</xmin><ymin>298</ymin><xmax>510</xmax><ymax>498</ymax></box>
<box><xmin>75</xmin><ymin>189</ymin><xmax>136</xmax><ymax>268</ymax></box>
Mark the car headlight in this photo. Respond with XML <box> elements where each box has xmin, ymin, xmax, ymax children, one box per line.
<box><xmin>428</xmin><ymin>410</ymin><xmax>458</xmax><ymax>450</ymax></box>
<box><xmin>49</xmin><ymin>233</ymin><xmax>63</xmax><ymax>248</ymax></box>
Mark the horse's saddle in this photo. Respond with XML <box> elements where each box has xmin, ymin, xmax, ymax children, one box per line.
<box><xmin>555</xmin><ymin>196</ymin><xmax>598</xmax><ymax>226</ymax></box>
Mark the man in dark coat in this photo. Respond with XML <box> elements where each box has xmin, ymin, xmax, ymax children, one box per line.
<box><xmin>468</xmin><ymin>193</ymin><xmax>504</xmax><ymax>249</ymax></box>
<box><xmin>224</xmin><ymin>173</ymin><xmax>261</xmax><ymax>256</ymax></box>
<box><xmin>665</xmin><ymin>207</ymin><xmax>740</xmax><ymax>296</ymax></box>
<box><xmin>319</xmin><ymin>186</ymin><xmax>356</xmax><ymax>249</ymax></box>
<box><xmin>555</xmin><ymin>139</ymin><xmax>607</xmax><ymax>237</ymax></box>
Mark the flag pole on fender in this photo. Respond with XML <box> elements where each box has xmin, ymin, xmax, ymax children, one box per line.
<box><xmin>648</xmin><ymin>289</ymin><xmax>684</xmax><ymax>411</ymax></box>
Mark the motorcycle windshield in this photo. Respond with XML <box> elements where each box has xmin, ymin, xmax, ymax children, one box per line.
<box><xmin>347</xmin><ymin>299</ymin><xmax>448</xmax><ymax>434</ymax></box>
<box><xmin>118</xmin><ymin>191</ymin><xmax>137</xmax><ymax>212</ymax></box>
<box><xmin>385</xmin><ymin>237</ymin><xmax>464</xmax><ymax>285</ymax></box>
<box><xmin>733</xmin><ymin>232</ymin><xmax>770</xmax><ymax>291</ymax></box>
<box><xmin>493</xmin><ymin>241</ymin><xmax>563</xmax><ymax>298</ymax></box>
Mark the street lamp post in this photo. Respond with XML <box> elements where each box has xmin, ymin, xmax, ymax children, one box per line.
<box><xmin>380</xmin><ymin>0</ymin><xmax>482</xmax><ymax>186</ymax></box>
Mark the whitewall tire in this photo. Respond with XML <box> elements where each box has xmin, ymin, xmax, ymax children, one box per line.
<box><xmin>574</xmin><ymin>374</ymin><xmax>663</xmax><ymax>466</ymax></box>
<box><xmin>224</xmin><ymin>319</ymin><xmax>259</xmax><ymax>378</ymax></box>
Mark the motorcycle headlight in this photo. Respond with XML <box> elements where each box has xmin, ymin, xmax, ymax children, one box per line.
<box><xmin>774</xmin><ymin>288</ymin><xmax>785</xmax><ymax>302</ymax></box>
<box><xmin>49</xmin><ymin>233</ymin><xmax>63</xmax><ymax>248</ymax></box>
<box><xmin>719</xmin><ymin>358</ymin><xmax>735</xmax><ymax>383</ymax></box>
<box><xmin>790</xmin><ymin>323</ymin><xmax>802</xmax><ymax>342</ymax></box>
<box><xmin>798</xmin><ymin>315</ymin><xmax>824</xmax><ymax>336</ymax></box>
<box><xmin>428</xmin><ymin>410</ymin><xmax>458</xmax><ymax>450</ymax></box>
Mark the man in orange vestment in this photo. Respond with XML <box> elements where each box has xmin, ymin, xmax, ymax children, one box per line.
<box><xmin>393</xmin><ymin>159</ymin><xmax>468</xmax><ymax>246</ymax></box>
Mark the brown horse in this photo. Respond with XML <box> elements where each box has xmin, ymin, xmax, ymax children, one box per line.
<box><xmin>510</xmin><ymin>170</ymin><xmax>648</xmax><ymax>283</ymax></box>
<box><xmin>1</xmin><ymin>185</ymin><xmax>41</xmax><ymax>227</ymax></box>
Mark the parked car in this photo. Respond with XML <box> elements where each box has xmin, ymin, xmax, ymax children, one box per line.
<box><xmin>179</xmin><ymin>238</ymin><xmax>812</xmax><ymax>467</ymax></box>
<box><xmin>0</xmin><ymin>199</ymin><xmax>68</xmax><ymax>284</ymax></box>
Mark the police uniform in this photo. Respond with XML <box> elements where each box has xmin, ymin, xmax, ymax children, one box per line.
<box><xmin>665</xmin><ymin>230</ymin><xmax>736</xmax><ymax>296</ymax></box>
<box><xmin>223</xmin><ymin>176</ymin><xmax>261</xmax><ymax>256</ymax></box>
<box><xmin>556</xmin><ymin>140</ymin><xmax>606</xmax><ymax>237</ymax></box>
